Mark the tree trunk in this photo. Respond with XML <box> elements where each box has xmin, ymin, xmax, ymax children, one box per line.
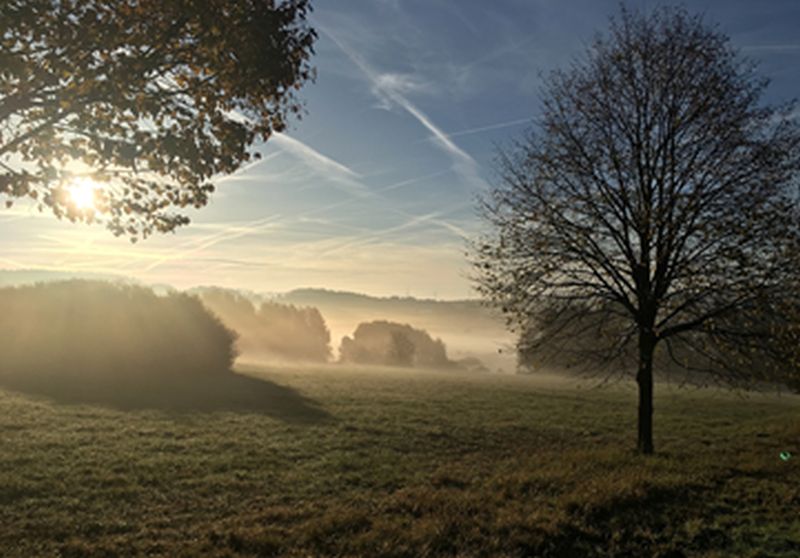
<box><xmin>636</xmin><ymin>330</ymin><xmax>656</xmax><ymax>454</ymax></box>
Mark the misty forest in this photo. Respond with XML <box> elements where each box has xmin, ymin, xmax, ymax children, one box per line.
<box><xmin>1</xmin><ymin>2</ymin><xmax>799</xmax><ymax>557</ymax></box>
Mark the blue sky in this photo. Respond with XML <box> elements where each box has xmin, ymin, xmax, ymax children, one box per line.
<box><xmin>2</xmin><ymin>0</ymin><xmax>799</xmax><ymax>298</ymax></box>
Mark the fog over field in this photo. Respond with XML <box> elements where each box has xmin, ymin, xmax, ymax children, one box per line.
<box><xmin>0</xmin><ymin>270</ymin><xmax>516</xmax><ymax>373</ymax></box>
<box><xmin>192</xmin><ymin>287</ymin><xmax>517</xmax><ymax>372</ymax></box>
<box><xmin>275</xmin><ymin>288</ymin><xmax>516</xmax><ymax>371</ymax></box>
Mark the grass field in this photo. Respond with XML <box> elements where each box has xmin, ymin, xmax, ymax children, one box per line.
<box><xmin>1</xmin><ymin>363</ymin><xmax>798</xmax><ymax>557</ymax></box>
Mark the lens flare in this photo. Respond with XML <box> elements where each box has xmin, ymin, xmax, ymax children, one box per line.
<box><xmin>68</xmin><ymin>177</ymin><xmax>101</xmax><ymax>210</ymax></box>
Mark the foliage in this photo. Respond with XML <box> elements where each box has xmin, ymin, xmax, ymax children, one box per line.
<box><xmin>387</xmin><ymin>330</ymin><xmax>416</xmax><ymax>367</ymax></box>
<box><xmin>339</xmin><ymin>320</ymin><xmax>451</xmax><ymax>368</ymax></box>
<box><xmin>0</xmin><ymin>0</ymin><xmax>316</xmax><ymax>238</ymax></box>
<box><xmin>196</xmin><ymin>286</ymin><xmax>332</xmax><ymax>363</ymax></box>
<box><xmin>472</xmin><ymin>6</ymin><xmax>800</xmax><ymax>452</ymax></box>
<box><xmin>0</xmin><ymin>280</ymin><xmax>237</xmax><ymax>394</ymax></box>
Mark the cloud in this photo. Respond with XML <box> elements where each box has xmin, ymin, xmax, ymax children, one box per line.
<box><xmin>320</xmin><ymin>25</ymin><xmax>489</xmax><ymax>190</ymax></box>
<box><xmin>270</xmin><ymin>133</ymin><xmax>360</xmax><ymax>178</ymax></box>
<box><xmin>142</xmin><ymin>214</ymin><xmax>285</xmax><ymax>272</ymax></box>
<box><xmin>393</xmin><ymin>97</ymin><xmax>474</xmax><ymax>163</ymax></box>
<box><xmin>460</xmin><ymin>34</ymin><xmax>536</xmax><ymax>72</ymax></box>
<box><xmin>268</xmin><ymin>133</ymin><xmax>370</xmax><ymax>198</ymax></box>
<box><xmin>215</xmin><ymin>151</ymin><xmax>284</xmax><ymax>183</ymax></box>
<box><xmin>319</xmin><ymin>196</ymin><xmax>474</xmax><ymax>257</ymax></box>
<box><xmin>220</xmin><ymin>110</ymin><xmax>369</xmax><ymax>197</ymax></box>
<box><xmin>316</xmin><ymin>210</ymin><xmax>445</xmax><ymax>256</ymax></box>
<box><xmin>375</xmin><ymin>72</ymin><xmax>437</xmax><ymax>98</ymax></box>
<box><xmin>135</xmin><ymin>165</ymin><xmax>453</xmax><ymax>273</ymax></box>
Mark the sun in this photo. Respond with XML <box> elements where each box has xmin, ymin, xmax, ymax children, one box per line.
<box><xmin>68</xmin><ymin>177</ymin><xmax>101</xmax><ymax>211</ymax></box>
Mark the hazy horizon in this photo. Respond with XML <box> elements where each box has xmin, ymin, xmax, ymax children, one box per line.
<box><xmin>0</xmin><ymin>267</ymin><xmax>486</xmax><ymax>301</ymax></box>
<box><xmin>0</xmin><ymin>270</ymin><xmax>517</xmax><ymax>372</ymax></box>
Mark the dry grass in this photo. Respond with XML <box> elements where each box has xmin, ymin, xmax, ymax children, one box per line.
<box><xmin>1</xmin><ymin>363</ymin><xmax>798</xmax><ymax>557</ymax></box>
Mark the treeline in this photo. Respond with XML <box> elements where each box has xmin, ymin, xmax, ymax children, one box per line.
<box><xmin>196</xmin><ymin>288</ymin><xmax>488</xmax><ymax>372</ymax></box>
<box><xmin>195</xmin><ymin>287</ymin><xmax>332</xmax><ymax>363</ymax></box>
<box><xmin>0</xmin><ymin>281</ymin><xmax>488</xmax><ymax>384</ymax></box>
<box><xmin>517</xmin><ymin>300</ymin><xmax>800</xmax><ymax>391</ymax></box>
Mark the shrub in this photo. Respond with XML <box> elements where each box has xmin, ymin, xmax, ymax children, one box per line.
<box><xmin>453</xmin><ymin>357</ymin><xmax>490</xmax><ymax>374</ymax></box>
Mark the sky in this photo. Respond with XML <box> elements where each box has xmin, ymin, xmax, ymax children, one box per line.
<box><xmin>1</xmin><ymin>0</ymin><xmax>799</xmax><ymax>299</ymax></box>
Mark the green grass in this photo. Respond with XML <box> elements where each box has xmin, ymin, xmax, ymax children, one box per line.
<box><xmin>1</xmin><ymin>364</ymin><xmax>798</xmax><ymax>557</ymax></box>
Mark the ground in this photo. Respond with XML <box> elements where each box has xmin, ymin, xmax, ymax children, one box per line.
<box><xmin>1</xmin><ymin>364</ymin><xmax>798</xmax><ymax>557</ymax></box>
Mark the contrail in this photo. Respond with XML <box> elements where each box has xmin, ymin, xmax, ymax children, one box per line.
<box><xmin>144</xmin><ymin>168</ymin><xmax>450</xmax><ymax>272</ymax></box>
<box><xmin>270</xmin><ymin>133</ymin><xmax>361</xmax><ymax>179</ymax></box>
<box><xmin>320</xmin><ymin>25</ymin><xmax>484</xmax><ymax>180</ymax></box>
<box><xmin>142</xmin><ymin>214</ymin><xmax>284</xmax><ymax>272</ymax></box>
<box><xmin>742</xmin><ymin>44</ymin><xmax>800</xmax><ymax>52</ymax></box>
<box><xmin>425</xmin><ymin>116</ymin><xmax>532</xmax><ymax>141</ymax></box>
<box><xmin>216</xmin><ymin>151</ymin><xmax>284</xmax><ymax>183</ymax></box>
<box><xmin>222</xmin><ymin>109</ymin><xmax>367</xmax><ymax>196</ymax></box>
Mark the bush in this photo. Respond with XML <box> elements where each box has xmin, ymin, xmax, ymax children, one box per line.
<box><xmin>339</xmin><ymin>321</ymin><xmax>450</xmax><ymax>368</ymax></box>
<box><xmin>453</xmin><ymin>357</ymin><xmax>490</xmax><ymax>374</ymax></box>
<box><xmin>0</xmin><ymin>281</ymin><xmax>237</xmax><ymax>388</ymax></box>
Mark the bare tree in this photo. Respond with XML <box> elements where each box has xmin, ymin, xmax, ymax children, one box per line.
<box><xmin>472</xmin><ymin>6</ymin><xmax>800</xmax><ymax>454</ymax></box>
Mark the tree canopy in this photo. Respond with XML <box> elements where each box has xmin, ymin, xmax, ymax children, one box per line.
<box><xmin>473</xmin><ymin>6</ymin><xmax>800</xmax><ymax>453</ymax></box>
<box><xmin>339</xmin><ymin>320</ymin><xmax>450</xmax><ymax>369</ymax></box>
<box><xmin>0</xmin><ymin>0</ymin><xmax>316</xmax><ymax>239</ymax></box>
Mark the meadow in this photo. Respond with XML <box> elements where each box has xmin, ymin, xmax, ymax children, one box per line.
<box><xmin>1</xmin><ymin>364</ymin><xmax>798</xmax><ymax>557</ymax></box>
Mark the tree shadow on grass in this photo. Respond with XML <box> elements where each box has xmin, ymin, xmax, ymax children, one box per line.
<box><xmin>0</xmin><ymin>369</ymin><xmax>331</xmax><ymax>424</ymax></box>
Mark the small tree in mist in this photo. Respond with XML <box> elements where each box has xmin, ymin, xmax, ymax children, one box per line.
<box><xmin>388</xmin><ymin>331</ymin><xmax>416</xmax><ymax>367</ymax></box>
<box><xmin>339</xmin><ymin>320</ymin><xmax>450</xmax><ymax>368</ymax></box>
<box><xmin>473</xmin><ymin>6</ymin><xmax>800</xmax><ymax>454</ymax></box>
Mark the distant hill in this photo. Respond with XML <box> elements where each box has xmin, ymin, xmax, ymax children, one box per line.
<box><xmin>277</xmin><ymin>288</ymin><xmax>487</xmax><ymax>315</ymax></box>
<box><xmin>0</xmin><ymin>269</ymin><xmax>131</xmax><ymax>287</ymax></box>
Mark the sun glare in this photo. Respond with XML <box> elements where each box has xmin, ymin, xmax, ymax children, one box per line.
<box><xmin>68</xmin><ymin>178</ymin><xmax>101</xmax><ymax>211</ymax></box>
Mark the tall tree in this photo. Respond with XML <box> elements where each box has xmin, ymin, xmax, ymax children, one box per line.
<box><xmin>0</xmin><ymin>0</ymin><xmax>316</xmax><ymax>239</ymax></box>
<box><xmin>473</xmin><ymin>6</ymin><xmax>800</xmax><ymax>454</ymax></box>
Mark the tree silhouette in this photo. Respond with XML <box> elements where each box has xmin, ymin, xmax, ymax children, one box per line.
<box><xmin>388</xmin><ymin>330</ymin><xmax>416</xmax><ymax>367</ymax></box>
<box><xmin>473</xmin><ymin>6</ymin><xmax>800</xmax><ymax>454</ymax></box>
<box><xmin>0</xmin><ymin>0</ymin><xmax>316</xmax><ymax>239</ymax></box>
<box><xmin>339</xmin><ymin>320</ymin><xmax>450</xmax><ymax>368</ymax></box>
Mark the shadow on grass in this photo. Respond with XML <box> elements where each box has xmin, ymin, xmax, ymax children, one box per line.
<box><xmin>0</xmin><ymin>369</ymin><xmax>331</xmax><ymax>423</ymax></box>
